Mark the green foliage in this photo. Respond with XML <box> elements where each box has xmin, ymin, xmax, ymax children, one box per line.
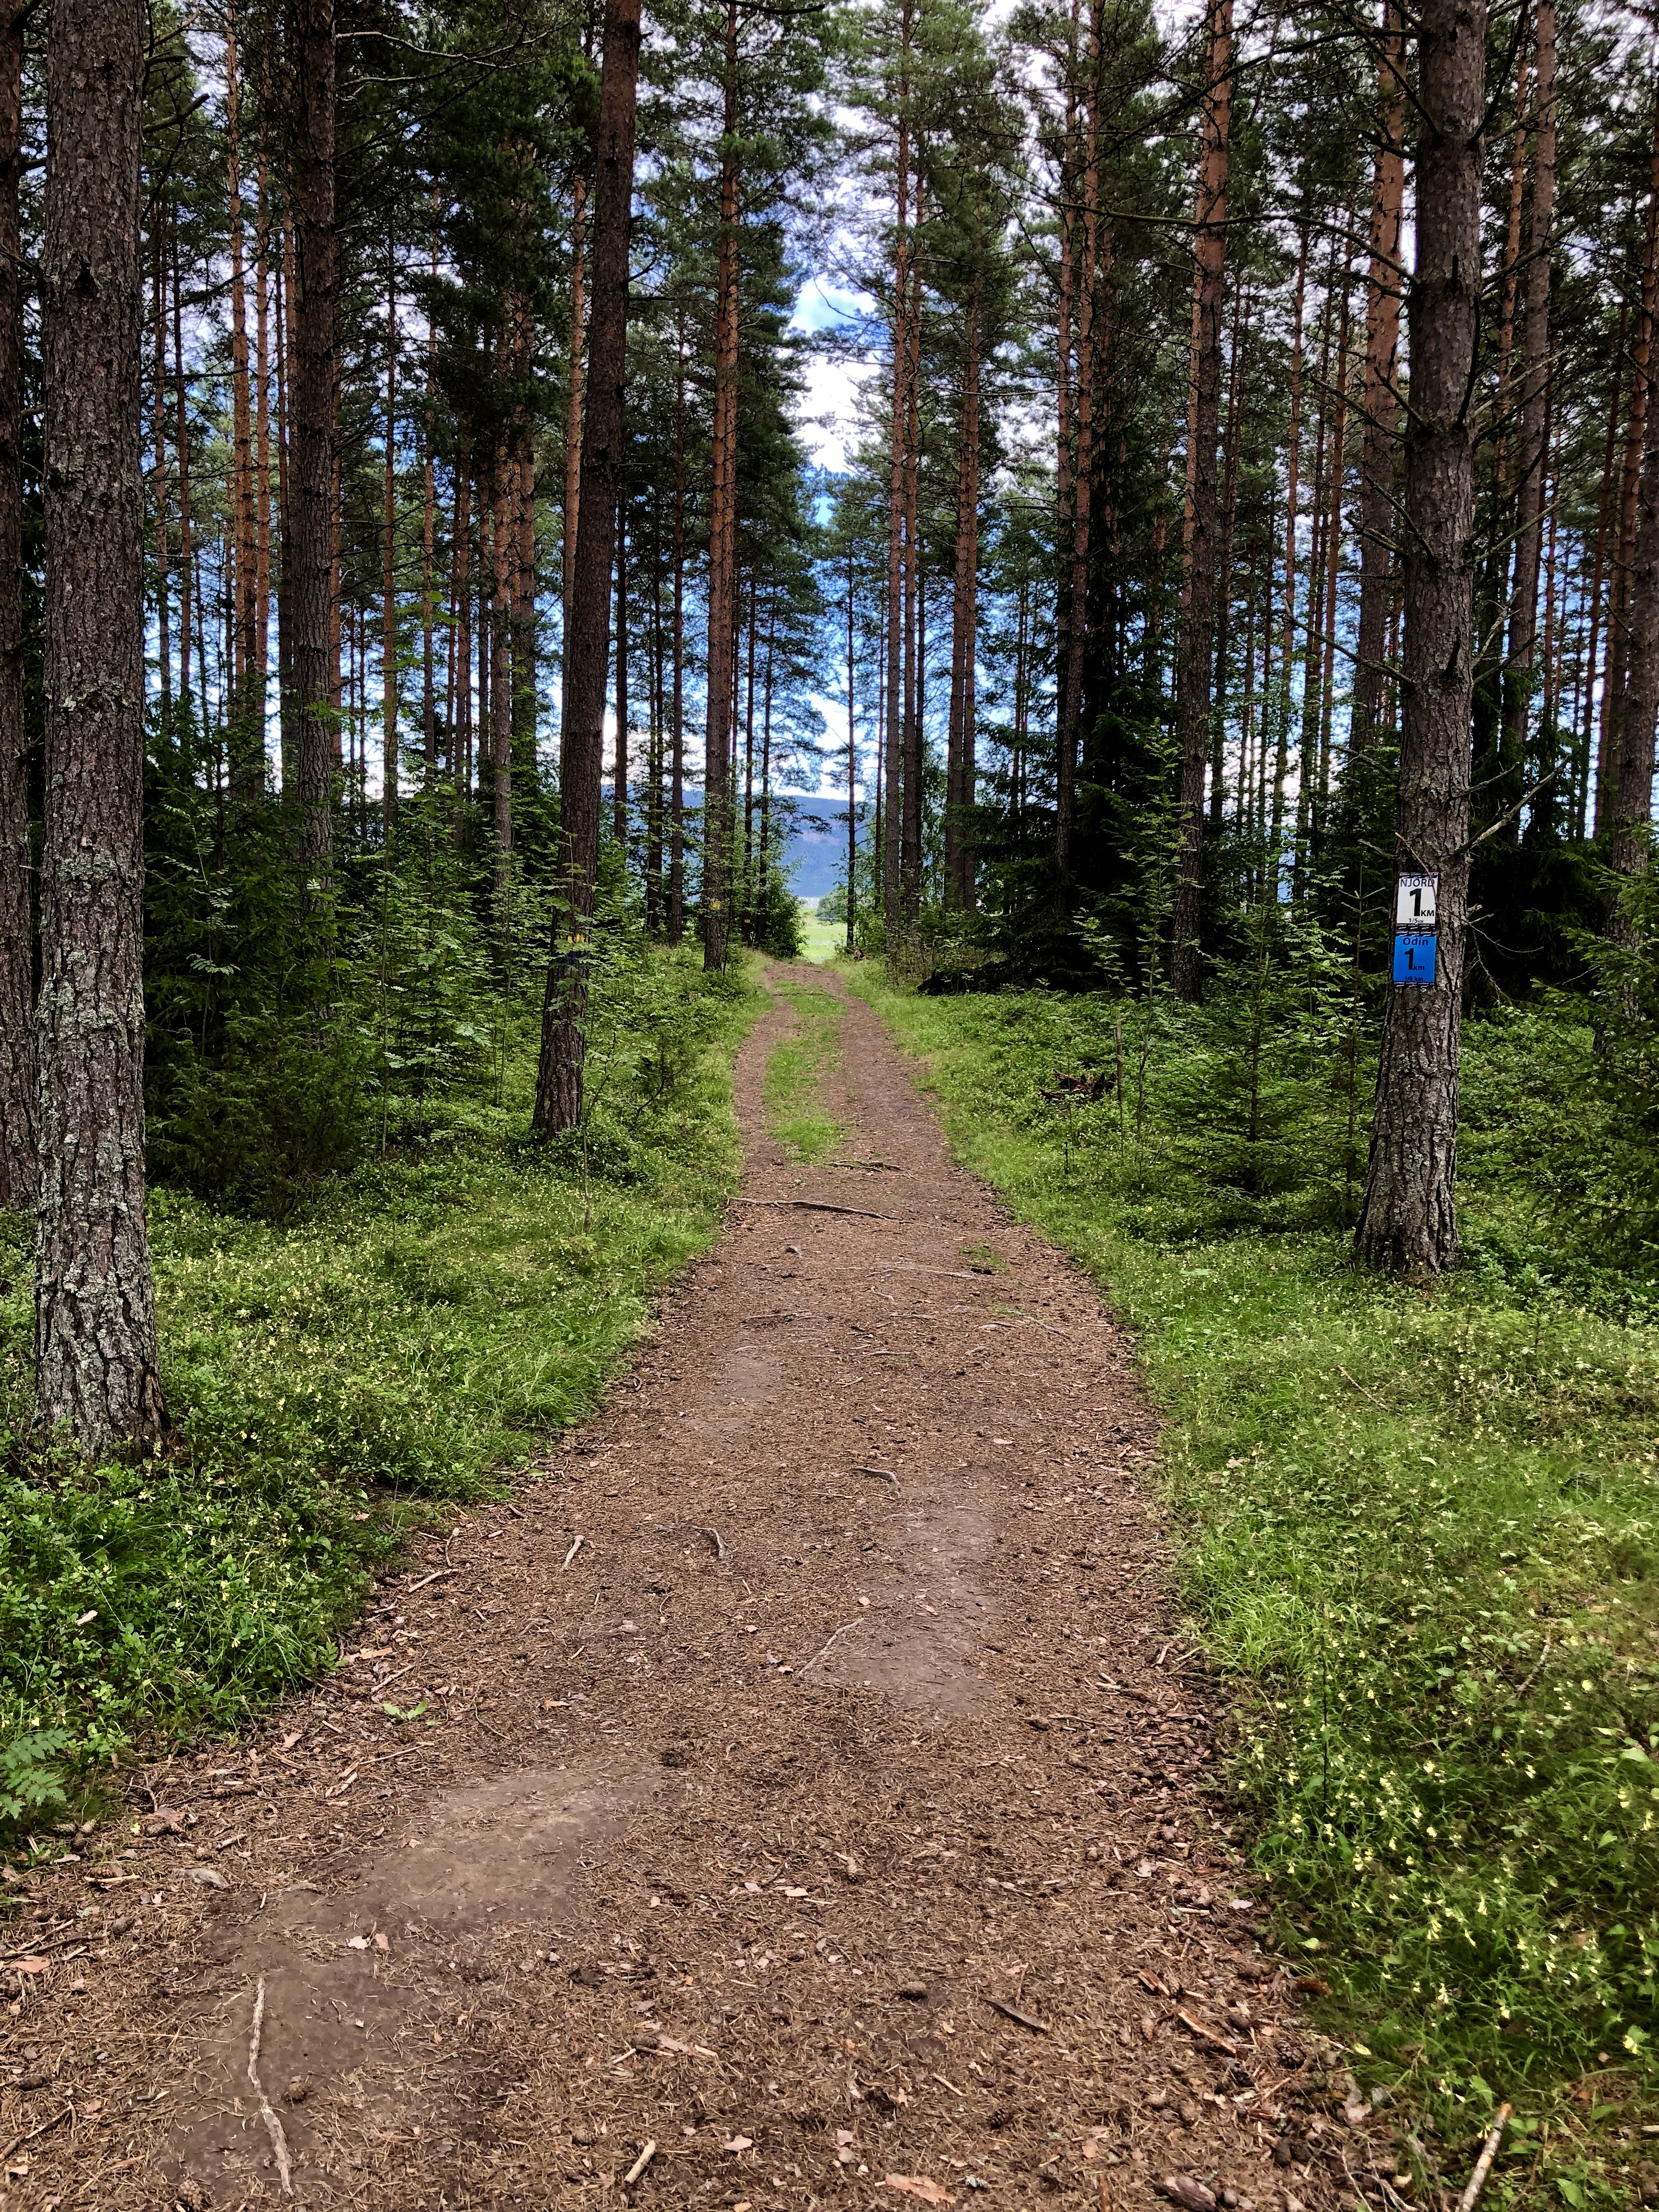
<box><xmin>0</xmin><ymin>953</ymin><xmax>760</xmax><ymax>1794</ymax></box>
<box><xmin>764</xmin><ymin>977</ymin><xmax>846</xmax><ymax>1161</ymax></box>
<box><xmin>0</xmin><ymin>1729</ymin><xmax>72</xmax><ymax>1829</ymax></box>
<box><xmin>853</xmin><ymin>964</ymin><xmax>1659</xmax><ymax>2194</ymax></box>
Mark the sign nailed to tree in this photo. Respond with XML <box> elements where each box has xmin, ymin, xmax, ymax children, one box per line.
<box><xmin>1392</xmin><ymin>871</ymin><xmax>1438</xmax><ymax>990</ymax></box>
<box><xmin>1394</xmin><ymin>872</ymin><xmax>1438</xmax><ymax>928</ymax></box>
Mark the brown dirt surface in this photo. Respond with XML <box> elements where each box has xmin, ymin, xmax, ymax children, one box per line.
<box><xmin>0</xmin><ymin>964</ymin><xmax>1369</xmax><ymax>2212</ymax></box>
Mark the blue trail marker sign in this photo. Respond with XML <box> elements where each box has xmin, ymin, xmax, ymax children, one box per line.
<box><xmin>1392</xmin><ymin>871</ymin><xmax>1439</xmax><ymax>988</ymax></box>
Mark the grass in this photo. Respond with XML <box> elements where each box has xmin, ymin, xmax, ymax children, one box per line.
<box><xmin>848</xmin><ymin>962</ymin><xmax>1659</xmax><ymax>2209</ymax></box>
<box><xmin>0</xmin><ymin>950</ymin><xmax>761</xmax><ymax>1815</ymax></box>
<box><xmin>763</xmin><ymin>973</ymin><xmax>847</xmax><ymax>1163</ymax></box>
<box><xmin>794</xmin><ymin>898</ymin><xmax>846</xmax><ymax>966</ymax></box>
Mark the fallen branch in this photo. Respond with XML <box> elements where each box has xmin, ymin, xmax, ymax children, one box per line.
<box><xmin>799</xmin><ymin>1621</ymin><xmax>861</xmax><ymax>1672</ymax></box>
<box><xmin>1455</xmin><ymin>2104</ymin><xmax>1510</xmax><ymax>2212</ymax></box>
<box><xmin>623</xmin><ymin>2138</ymin><xmax>658</xmax><ymax>2186</ymax></box>
<box><xmin>736</xmin><ymin>1199</ymin><xmax>896</xmax><ymax>1220</ymax></box>
<box><xmin>0</xmin><ymin>2102</ymin><xmax>72</xmax><ymax>2165</ymax></box>
<box><xmin>561</xmin><ymin>1536</ymin><xmax>585</xmax><ymax>1571</ymax></box>
<box><xmin>247</xmin><ymin>1978</ymin><xmax>295</xmax><ymax>2197</ymax></box>
<box><xmin>405</xmin><ymin>1567</ymin><xmax>458</xmax><ymax>1593</ymax></box>
<box><xmin>981</xmin><ymin>1995</ymin><xmax>1049</xmax><ymax>2033</ymax></box>
<box><xmin>1176</xmin><ymin>2007</ymin><xmax>1238</xmax><ymax>2056</ymax></box>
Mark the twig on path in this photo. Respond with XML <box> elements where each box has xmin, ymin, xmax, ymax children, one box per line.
<box><xmin>405</xmin><ymin>1567</ymin><xmax>458</xmax><ymax>1593</ymax></box>
<box><xmin>701</xmin><ymin>1527</ymin><xmax>726</xmax><ymax>1560</ymax></box>
<box><xmin>0</xmin><ymin>2102</ymin><xmax>72</xmax><ymax>2164</ymax></box>
<box><xmin>855</xmin><ymin>1466</ymin><xmax>901</xmax><ymax>1494</ymax></box>
<box><xmin>623</xmin><ymin>2139</ymin><xmax>658</xmax><ymax>2186</ymax></box>
<box><xmin>1513</xmin><ymin>1637</ymin><xmax>1551</xmax><ymax>1700</ymax></box>
<box><xmin>561</xmin><ymin>1536</ymin><xmax>585</xmax><ymax>1571</ymax></box>
<box><xmin>1176</xmin><ymin>2006</ymin><xmax>1238</xmax><ymax>2056</ymax></box>
<box><xmin>247</xmin><ymin>1978</ymin><xmax>295</xmax><ymax>2197</ymax></box>
<box><xmin>981</xmin><ymin>1994</ymin><xmax>1049</xmax><ymax>2032</ymax></box>
<box><xmin>1456</xmin><ymin>2104</ymin><xmax>1510</xmax><ymax>2212</ymax></box>
<box><xmin>736</xmin><ymin>1199</ymin><xmax>895</xmax><ymax>1220</ymax></box>
<box><xmin>799</xmin><ymin>1621</ymin><xmax>861</xmax><ymax>1672</ymax></box>
<box><xmin>1336</xmin><ymin>1364</ymin><xmax>1386</xmax><ymax>1409</ymax></box>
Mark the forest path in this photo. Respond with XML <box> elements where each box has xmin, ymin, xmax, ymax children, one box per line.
<box><xmin>7</xmin><ymin>964</ymin><xmax>1335</xmax><ymax>2212</ymax></box>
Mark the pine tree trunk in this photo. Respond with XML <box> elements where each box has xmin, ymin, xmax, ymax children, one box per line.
<box><xmin>382</xmin><ymin>274</ymin><xmax>398</xmax><ymax>835</ymax></box>
<box><xmin>534</xmin><ymin>0</ymin><xmax>639</xmax><ymax>1133</ymax></box>
<box><xmin>614</xmin><ymin>506</ymin><xmax>629</xmax><ymax>850</ymax></box>
<box><xmin>883</xmin><ymin>16</ymin><xmax>911</xmax><ymax>938</ymax></box>
<box><xmin>1503</xmin><ymin>0</ymin><xmax>1556</xmax><ymax>835</ymax></box>
<box><xmin>1056</xmin><ymin>0</ymin><xmax>1103</xmax><ymax>885</ymax></box>
<box><xmin>847</xmin><ymin>544</ymin><xmax>858</xmax><ymax>947</ymax></box>
<box><xmin>1209</xmin><ymin>278</ymin><xmax>1245</xmax><ymax>826</ymax></box>
<box><xmin>253</xmin><ymin>131</ymin><xmax>272</xmax><ymax>750</ymax></box>
<box><xmin>1581</xmin><ymin>337</ymin><xmax>1621</xmax><ymax>836</ymax></box>
<box><xmin>1171</xmin><ymin>0</ymin><xmax>1233</xmax><ymax>999</ymax></box>
<box><xmin>701</xmin><ymin>0</ymin><xmax>742</xmax><ymax>972</ymax></box>
<box><xmin>1612</xmin><ymin>298</ymin><xmax>1659</xmax><ymax>910</ymax></box>
<box><xmin>669</xmin><ymin>330</ymin><xmax>686</xmax><ymax>944</ymax></box>
<box><xmin>1352</xmin><ymin>0</ymin><xmax>1406</xmax><ymax>759</ymax></box>
<box><xmin>491</xmin><ymin>439</ymin><xmax>512</xmax><ymax>927</ymax></box>
<box><xmin>1272</xmin><ymin>227</ymin><xmax>1307</xmax><ymax>851</ymax></box>
<box><xmin>0</xmin><ymin>0</ymin><xmax>31</xmax><ymax>1212</ymax></box>
<box><xmin>454</xmin><ymin>433</ymin><xmax>472</xmax><ymax>803</ymax></box>
<box><xmin>152</xmin><ymin>234</ymin><xmax>172</xmax><ymax>714</ymax></box>
<box><xmin>561</xmin><ymin>170</ymin><xmax>588</xmax><ymax>691</ymax></box>
<box><xmin>286</xmin><ymin>0</ymin><xmax>337</xmax><ymax>898</ymax></box>
<box><xmin>1602</xmin><ymin>95</ymin><xmax>1659</xmax><ymax>821</ymax></box>
<box><xmin>35</xmin><ymin>0</ymin><xmax>165</xmax><ymax>1449</ymax></box>
<box><xmin>422</xmin><ymin>230</ymin><xmax>438</xmax><ymax>786</ymax></box>
<box><xmin>173</xmin><ymin>230</ymin><xmax>195</xmax><ymax>709</ymax></box>
<box><xmin>226</xmin><ymin>0</ymin><xmax>260</xmax><ymax>800</ymax></box>
<box><xmin>899</xmin><ymin>206</ymin><xmax>923</xmax><ymax>932</ymax></box>
<box><xmin>944</xmin><ymin>291</ymin><xmax>981</xmax><ymax>911</ymax></box>
<box><xmin>1052</xmin><ymin>0</ymin><xmax>1079</xmax><ymax>878</ymax></box>
<box><xmin>1355</xmin><ymin>0</ymin><xmax>1487</xmax><ymax>1278</ymax></box>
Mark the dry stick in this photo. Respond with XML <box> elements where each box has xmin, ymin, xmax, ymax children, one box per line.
<box><xmin>800</xmin><ymin>1621</ymin><xmax>861</xmax><ymax>1672</ymax></box>
<box><xmin>623</xmin><ymin>2139</ymin><xmax>658</xmax><ymax>2186</ymax></box>
<box><xmin>0</xmin><ymin>2103</ymin><xmax>72</xmax><ymax>2164</ymax></box>
<box><xmin>855</xmin><ymin>1465</ymin><xmax>901</xmax><ymax>1494</ymax></box>
<box><xmin>405</xmin><ymin>1567</ymin><xmax>458</xmax><ymax>1593</ymax></box>
<box><xmin>247</xmin><ymin>1978</ymin><xmax>295</xmax><ymax>2196</ymax></box>
<box><xmin>735</xmin><ymin>1199</ymin><xmax>896</xmax><ymax>1220</ymax></box>
<box><xmin>981</xmin><ymin>1994</ymin><xmax>1049</xmax><ymax>2033</ymax></box>
<box><xmin>1336</xmin><ymin>1364</ymin><xmax>1386</xmax><ymax>1409</ymax></box>
<box><xmin>561</xmin><ymin>1536</ymin><xmax>585</xmax><ymax>1571</ymax></box>
<box><xmin>1456</xmin><ymin>2103</ymin><xmax>1510</xmax><ymax>2212</ymax></box>
<box><xmin>701</xmin><ymin>1527</ymin><xmax>726</xmax><ymax>1560</ymax></box>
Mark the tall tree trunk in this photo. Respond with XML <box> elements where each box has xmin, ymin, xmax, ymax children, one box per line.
<box><xmin>491</xmin><ymin>438</ymin><xmax>512</xmax><ymax>926</ymax></box>
<box><xmin>883</xmin><ymin>7</ymin><xmax>912</xmax><ymax>938</ymax></box>
<box><xmin>846</xmin><ymin>542</ymin><xmax>858</xmax><ymax>948</ymax></box>
<box><xmin>253</xmin><ymin>122</ymin><xmax>272</xmax><ymax>754</ymax></box>
<box><xmin>1052</xmin><ymin>0</ymin><xmax>1080</xmax><ymax>878</ymax></box>
<box><xmin>899</xmin><ymin>194</ymin><xmax>923</xmax><ymax>930</ymax></box>
<box><xmin>1057</xmin><ymin>0</ymin><xmax>1104</xmax><ymax>884</ymax></box>
<box><xmin>701</xmin><ymin>0</ymin><xmax>741</xmax><ymax>972</ymax></box>
<box><xmin>381</xmin><ymin>272</ymin><xmax>398</xmax><ymax>835</ymax></box>
<box><xmin>151</xmin><ymin>232</ymin><xmax>171</xmax><ymax>713</ymax></box>
<box><xmin>945</xmin><ymin>290</ymin><xmax>981</xmax><ymax>912</ymax></box>
<box><xmin>421</xmin><ymin>229</ymin><xmax>438</xmax><ymax>786</ymax></box>
<box><xmin>275</xmin><ymin>217</ymin><xmax>293</xmax><ymax>786</ymax></box>
<box><xmin>173</xmin><ymin>230</ymin><xmax>194</xmax><ymax>709</ymax></box>
<box><xmin>1581</xmin><ymin>336</ymin><xmax>1622</xmax><ymax>837</ymax></box>
<box><xmin>561</xmin><ymin>169</ymin><xmax>588</xmax><ymax>703</ymax></box>
<box><xmin>1209</xmin><ymin>278</ymin><xmax>1245</xmax><ymax>826</ymax></box>
<box><xmin>534</xmin><ymin>0</ymin><xmax>640</xmax><ymax>1132</ymax></box>
<box><xmin>669</xmin><ymin>329</ymin><xmax>686</xmax><ymax>945</ymax></box>
<box><xmin>1613</xmin><ymin>292</ymin><xmax>1659</xmax><ymax>913</ymax></box>
<box><xmin>226</xmin><ymin>0</ymin><xmax>259</xmax><ymax>799</ymax></box>
<box><xmin>613</xmin><ymin>504</ymin><xmax>629</xmax><ymax>850</ymax></box>
<box><xmin>1356</xmin><ymin>0</ymin><xmax>1487</xmax><ymax>1277</ymax></box>
<box><xmin>1273</xmin><ymin>227</ymin><xmax>1308</xmax><ymax>851</ymax></box>
<box><xmin>1602</xmin><ymin>96</ymin><xmax>1659</xmax><ymax>823</ymax></box>
<box><xmin>1171</xmin><ymin>0</ymin><xmax>1233</xmax><ymax>998</ymax></box>
<box><xmin>286</xmin><ymin>0</ymin><xmax>337</xmax><ymax>899</ymax></box>
<box><xmin>1503</xmin><ymin>0</ymin><xmax>1556</xmax><ymax>837</ymax></box>
<box><xmin>454</xmin><ymin>432</ymin><xmax>473</xmax><ymax>802</ymax></box>
<box><xmin>0</xmin><ymin>0</ymin><xmax>31</xmax><ymax>1211</ymax></box>
<box><xmin>1352</xmin><ymin>0</ymin><xmax>1406</xmax><ymax>759</ymax></box>
<box><xmin>35</xmin><ymin>0</ymin><xmax>165</xmax><ymax>1447</ymax></box>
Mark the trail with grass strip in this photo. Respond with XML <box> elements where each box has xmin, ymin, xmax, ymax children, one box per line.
<box><xmin>5</xmin><ymin>966</ymin><xmax>1362</xmax><ymax>2212</ymax></box>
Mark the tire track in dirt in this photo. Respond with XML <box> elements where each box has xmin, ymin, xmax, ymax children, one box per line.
<box><xmin>0</xmin><ymin>964</ymin><xmax>1359</xmax><ymax>2212</ymax></box>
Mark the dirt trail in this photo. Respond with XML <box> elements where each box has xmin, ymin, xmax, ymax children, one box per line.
<box><xmin>1</xmin><ymin>967</ymin><xmax>1353</xmax><ymax>2212</ymax></box>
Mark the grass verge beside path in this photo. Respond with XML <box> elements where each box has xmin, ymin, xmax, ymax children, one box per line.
<box><xmin>0</xmin><ymin>953</ymin><xmax>760</xmax><ymax>1820</ymax></box>
<box><xmin>764</xmin><ymin>969</ymin><xmax>847</xmax><ymax>1163</ymax></box>
<box><xmin>850</xmin><ymin>962</ymin><xmax>1659</xmax><ymax>2210</ymax></box>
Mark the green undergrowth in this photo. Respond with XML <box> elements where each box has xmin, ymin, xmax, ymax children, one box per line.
<box><xmin>0</xmin><ymin>951</ymin><xmax>760</xmax><ymax>1814</ymax></box>
<box><xmin>849</xmin><ymin>962</ymin><xmax>1659</xmax><ymax>2208</ymax></box>
<box><xmin>764</xmin><ymin>970</ymin><xmax>847</xmax><ymax>1162</ymax></box>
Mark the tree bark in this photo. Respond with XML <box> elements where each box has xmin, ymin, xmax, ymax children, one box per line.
<box><xmin>1612</xmin><ymin>291</ymin><xmax>1659</xmax><ymax>907</ymax></box>
<box><xmin>533</xmin><ymin>0</ymin><xmax>639</xmax><ymax>1133</ymax></box>
<box><xmin>226</xmin><ymin>0</ymin><xmax>261</xmax><ymax>800</ymax></box>
<box><xmin>381</xmin><ymin>272</ymin><xmax>398</xmax><ymax>834</ymax></box>
<box><xmin>1352</xmin><ymin>0</ymin><xmax>1406</xmax><ymax>760</ymax></box>
<box><xmin>702</xmin><ymin>0</ymin><xmax>741</xmax><ymax>972</ymax></box>
<box><xmin>35</xmin><ymin>0</ymin><xmax>165</xmax><ymax>1449</ymax></box>
<box><xmin>1503</xmin><ymin>0</ymin><xmax>1556</xmax><ymax>836</ymax></box>
<box><xmin>1356</xmin><ymin>0</ymin><xmax>1487</xmax><ymax>1277</ymax></box>
<box><xmin>669</xmin><ymin>326</ymin><xmax>686</xmax><ymax>944</ymax></box>
<box><xmin>614</xmin><ymin>503</ymin><xmax>629</xmax><ymax>850</ymax></box>
<box><xmin>1171</xmin><ymin>0</ymin><xmax>1233</xmax><ymax>999</ymax></box>
<box><xmin>286</xmin><ymin>0</ymin><xmax>337</xmax><ymax>899</ymax></box>
<box><xmin>561</xmin><ymin>168</ymin><xmax>588</xmax><ymax>706</ymax></box>
<box><xmin>944</xmin><ymin>289</ymin><xmax>981</xmax><ymax>912</ymax></box>
<box><xmin>0</xmin><ymin>0</ymin><xmax>30</xmax><ymax>1212</ymax></box>
<box><xmin>490</xmin><ymin>436</ymin><xmax>512</xmax><ymax>927</ymax></box>
<box><xmin>1273</xmin><ymin>226</ymin><xmax>1308</xmax><ymax>851</ymax></box>
<box><xmin>883</xmin><ymin>9</ymin><xmax>912</xmax><ymax>938</ymax></box>
<box><xmin>1601</xmin><ymin>94</ymin><xmax>1659</xmax><ymax>824</ymax></box>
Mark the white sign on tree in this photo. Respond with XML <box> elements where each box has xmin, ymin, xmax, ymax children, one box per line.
<box><xmin>1395</xmin><ymin>873</ymin><xmax>1438</xmax><ymax>928</ymax></box>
